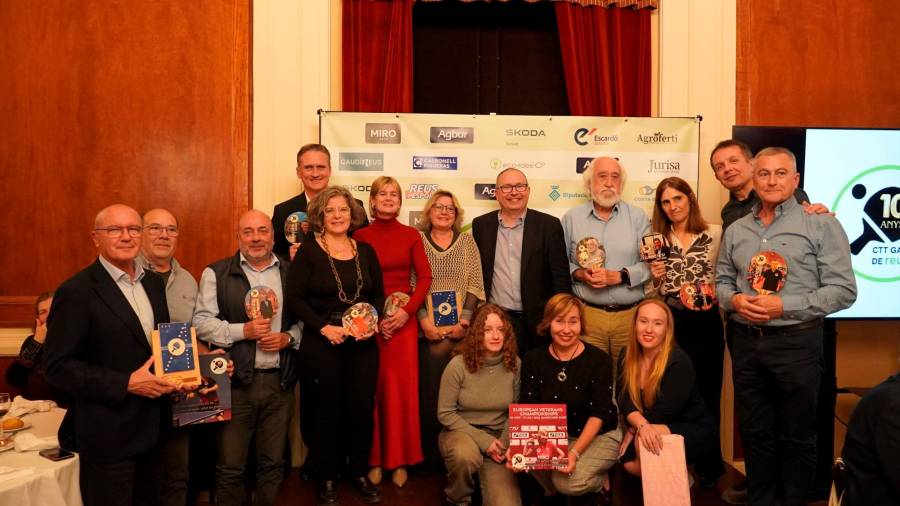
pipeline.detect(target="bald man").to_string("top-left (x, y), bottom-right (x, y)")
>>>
top-left (44, 204), bottom-right (177, 506)
top-left (193, 209), bottom-right (302, 506)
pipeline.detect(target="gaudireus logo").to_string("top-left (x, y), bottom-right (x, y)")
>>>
top-left (474, 184), bottom-right (496, 200)
top-left (430, 127), bottom-right (474, 144)
top-left (413, 156), bottom-right (458, 170)
top-left (365, 123), bottom-right (401, 144)
top-left (574, 128), bottom-right (619, 146)
top-left (338, 153), bottom-right (384, 171)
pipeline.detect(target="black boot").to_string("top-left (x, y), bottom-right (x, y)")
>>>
top-left (317, 480), bottom-right (338, 505)
top-left (355, 476), bottom-right (382, 504)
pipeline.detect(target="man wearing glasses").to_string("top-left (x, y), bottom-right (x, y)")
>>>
top-left (44, 204), bottom-right (178, 506)
top-left (471, 167), bottom-right (571, 356)
top-left (138, 208), bottom-right (197, 324)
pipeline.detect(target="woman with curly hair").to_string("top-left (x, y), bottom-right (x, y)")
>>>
top-left (437, 304), bottom-right (521, 506)
top-left (617, 299), bottom-right (720, 485)
top-left (648, 177), bottom-right (725, 442)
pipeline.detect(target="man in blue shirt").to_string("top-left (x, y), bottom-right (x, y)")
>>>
top-left (716, 147), bottom-right (857, 506)
top-left (562, 157), bottom-right (650, 369)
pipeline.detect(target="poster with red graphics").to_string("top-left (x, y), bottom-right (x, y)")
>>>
top-left (508, 404), bottom-right (568, 471)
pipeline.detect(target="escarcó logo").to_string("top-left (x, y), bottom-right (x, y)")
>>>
top-left (637, 132), bottom-right (679, 144)
top-left (474, 184), bottom-right (496, 200)
top-left (430, 127), bottom-right (474, 144)
top-left (574, 128), bottom-right (619, 146)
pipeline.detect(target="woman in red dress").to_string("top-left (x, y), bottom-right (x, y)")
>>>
top-left (354, 176), bottom-right (433, 488)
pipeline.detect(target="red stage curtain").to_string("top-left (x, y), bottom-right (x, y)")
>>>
top-left (342, 0), bottom-right (414, 112)
top-left (555, 3), bottom-right (651, 116)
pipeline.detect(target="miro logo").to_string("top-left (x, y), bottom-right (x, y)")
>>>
top-left (430, 127), bottom-right (474, 144)
top-left (474, 184), bottom-right (496, 200)
top-left (365, 123), bottom-right (401, 144)
top-left (408, 211), bottom-right (425, 228)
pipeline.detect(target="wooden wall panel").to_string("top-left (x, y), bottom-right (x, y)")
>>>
top-left (0, 1), bottom-right (251, 326)
top-left (737, 0), bottom-right (900, 127)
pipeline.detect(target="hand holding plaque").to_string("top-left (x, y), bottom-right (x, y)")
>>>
top-left (244, 286), bottom-right (277, 320)
top-left (640, 233), bottom-right (670, 262)
top-left (574, 237), bottom-right (605, 273)
top-left (343, 303), bottom-right (379, 340)
top-left (151, 322), bottom-right (201, 387)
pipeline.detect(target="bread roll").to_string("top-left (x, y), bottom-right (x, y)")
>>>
top-left (1, 417), bottom-right (24, 430)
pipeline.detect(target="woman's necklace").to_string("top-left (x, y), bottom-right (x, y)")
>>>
top-left (549, 341), bottom-right (581, 383)
top-left (320, 234), bottom-right (363, 304)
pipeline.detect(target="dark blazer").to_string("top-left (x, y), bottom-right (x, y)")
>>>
top-left (471, 209), bottom-right (571, 335)
top-left (43, 259), bottom-right (170, 463)
top-left (272, 193), bottom-right (368, 257)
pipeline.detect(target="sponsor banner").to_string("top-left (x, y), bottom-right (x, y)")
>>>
top-left (320, 112), bottom-right (699, 225)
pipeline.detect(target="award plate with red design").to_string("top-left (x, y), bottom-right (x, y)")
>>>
top-left (746, 251), bottom-right (788, 295)
top-left (244, 286), bottom-right (278, 320)
top-left (508, 404), bottom-right (569, 471)
top-left (343, 302), bottom-right (379, 339)
top-left (574, 237), bottom-right (605, 271)
top-left (678, 281), bottom-right (716, 311)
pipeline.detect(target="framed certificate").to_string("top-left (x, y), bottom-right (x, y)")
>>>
top-left (151, 322), bottom-right (201, 386)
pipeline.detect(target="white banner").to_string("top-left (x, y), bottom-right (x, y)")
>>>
top-left (319, 112), bottom-right (700, 229)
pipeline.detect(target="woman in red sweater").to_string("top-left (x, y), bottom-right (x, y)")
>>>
top-left (354, 176), bottom-right (433, 488)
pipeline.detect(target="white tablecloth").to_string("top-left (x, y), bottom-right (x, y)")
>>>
top-left (0, 408), bottom-right (81, 506)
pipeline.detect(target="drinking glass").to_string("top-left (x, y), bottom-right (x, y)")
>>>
top-left (0, 393), bottom-right (10, 440)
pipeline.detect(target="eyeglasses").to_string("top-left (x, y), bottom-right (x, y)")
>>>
top-left (324, 206), bottom-right (351, 216)
top-left (433, 204), bottom-right (456, 214)
top-left (94, 226), bottom-right (142, 238)
top-left (498, 183), bottom-right (529, 194)
top-left (144, 224), bottom-right (179, 237)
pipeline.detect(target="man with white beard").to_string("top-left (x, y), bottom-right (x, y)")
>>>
top-left (561, 157), bottom-right (650, 371)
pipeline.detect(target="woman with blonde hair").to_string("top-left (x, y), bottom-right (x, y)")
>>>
top-left (617, 299), bottom-right (719, 484)
top-left (437, 304), bottom-right (520, 506)
top-left (515, 293), bottom-right (619, 503)
top-left (354, 176), bottom-right (433, 488)
top-left (416, 189), bottom-right (485, 468)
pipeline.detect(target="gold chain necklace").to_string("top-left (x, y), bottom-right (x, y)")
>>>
top-left (320, 234), bottom-right (364, 304)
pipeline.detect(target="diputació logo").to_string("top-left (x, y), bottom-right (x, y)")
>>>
top-left (430, 127), bottom-right (474, 144)
top-left (833, 165), bottom-right (900, 282)
top-left (365, 123), bottom-right (401, 144)
top-left (474, 184), bottom-right (496, 200)
top-left (338, 153), bottom-right (384, 171)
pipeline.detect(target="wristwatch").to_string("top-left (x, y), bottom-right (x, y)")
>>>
top-left (287, 334), bottom-right (297, 347)
top-left (619, 268), bottom-right (631, 286)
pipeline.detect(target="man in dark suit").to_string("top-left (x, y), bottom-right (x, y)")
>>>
top-left (471, 167), bottom-right (571, 355)
top-left (272, 143), bottom-right (367, 260)
top-left (44, 204), bottom-right (179, 506)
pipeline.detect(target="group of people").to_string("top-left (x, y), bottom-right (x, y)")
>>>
top-left (13, 139), bottom-right (862, 506)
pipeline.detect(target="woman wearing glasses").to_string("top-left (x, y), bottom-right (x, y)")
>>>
top-left (286, 186), bottom-right (385, 504)
top-left (415, 190), bottom-right (485, 469)
top-left (354, 176), bottom-right (433, 488)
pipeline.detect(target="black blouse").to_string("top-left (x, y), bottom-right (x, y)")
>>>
top-left (285, 237), bottom-right (385, 334)
top-left (618, 346), bottom-right (714, 428)
top-left (520, 343), bottom-right (617, 438)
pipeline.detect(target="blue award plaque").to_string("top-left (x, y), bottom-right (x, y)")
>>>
top-left (152, 322), bottom-right (201, 386)
top-left (429, 290), bottom-right (459, 327)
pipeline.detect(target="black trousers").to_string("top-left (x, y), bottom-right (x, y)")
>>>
top-left (731, 322), bottom-right (823, 506)
top-left (504, 310), bottom-right (547, 359)
top-left (299, 333), bottom-right (378, 482)
top-left (80, 446), bottom-right (163, 506)
top-left (670, 304), bottom-right (725, 425)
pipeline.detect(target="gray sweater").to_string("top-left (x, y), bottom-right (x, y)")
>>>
top-left (437, 353), bottom-right (520, 451)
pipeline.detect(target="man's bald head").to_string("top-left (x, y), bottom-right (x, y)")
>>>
top-left (237, 210), bottom-right (275, 265)
top-left (91, 204), bottom-right (143, 269)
